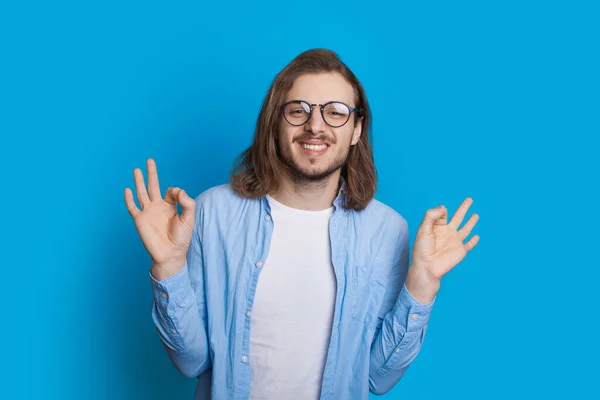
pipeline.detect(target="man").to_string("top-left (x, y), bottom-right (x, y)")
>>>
top-left (124, 48), bottom-right (480, 399)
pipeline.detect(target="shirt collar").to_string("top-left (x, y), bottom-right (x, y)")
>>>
top-left (262, 176), bottom-right (347, 213)
top-left (333, 176), bottom-right (347, 211)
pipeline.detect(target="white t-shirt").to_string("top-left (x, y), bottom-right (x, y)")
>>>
top-left (248, 195), bottom-right (337, 400)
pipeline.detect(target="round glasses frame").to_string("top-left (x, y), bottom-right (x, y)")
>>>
top-left (280, 100), bottom-right (362, 128)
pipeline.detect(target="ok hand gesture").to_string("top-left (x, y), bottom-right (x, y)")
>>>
top-left (124, 158), bottom-right (196, 279)
top-left (412, 197), bottom-right (480, 281)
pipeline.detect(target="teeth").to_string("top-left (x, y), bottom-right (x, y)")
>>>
top-left (302, 143), bottom-right (327, 151)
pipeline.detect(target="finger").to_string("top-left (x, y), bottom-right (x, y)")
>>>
top-left (178, 189), bottom-right (196, 228)
top-left (435, 205), bottom-right (448, 226)
top-left (449, 197), bottom-right (473, 230)
top-left (124, 188), bottom-right (141, 218)
top-left (464, 234), bottom-right (480, 251)
top-left (134, 168), bottom-right (150, 208)
top-left (147, 158), bottom-right (162, 201)
top-left (417, 206), bottom-right (447, 236)
top-left (458, 213), bottom-right (479, 240)
top-left (164, 187), bottom-right (180, 206)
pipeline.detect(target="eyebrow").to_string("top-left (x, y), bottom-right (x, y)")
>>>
top-left (285, 99), bottom-right (356, 107)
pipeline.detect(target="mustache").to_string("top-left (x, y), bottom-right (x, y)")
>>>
top-left (294, 134), bottom-right (334, 144)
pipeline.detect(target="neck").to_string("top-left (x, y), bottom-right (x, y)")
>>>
top-left (270, 168), bottom-right (342, 211)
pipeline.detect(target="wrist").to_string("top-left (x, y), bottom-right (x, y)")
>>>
top-left (405, 264), bottom-right (440, 304)
top-left (151, 258), bottom-right (186, 281)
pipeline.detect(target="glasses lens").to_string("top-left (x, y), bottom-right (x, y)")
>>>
top-left (323, 102), bottom-right (350, 127)
top-left (283, 101), bottom-right (311, 126)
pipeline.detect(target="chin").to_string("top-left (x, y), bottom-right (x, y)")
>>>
top-left (278, 146), bottom-right (346, 182)
top-left (289, 162), bottom-right (340, 182)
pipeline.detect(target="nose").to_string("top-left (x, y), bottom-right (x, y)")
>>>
top-left (305, 105), bottom-right (326, 134)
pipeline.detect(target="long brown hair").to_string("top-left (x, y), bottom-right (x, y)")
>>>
top-left (230, 48), bottom-right (376, 211)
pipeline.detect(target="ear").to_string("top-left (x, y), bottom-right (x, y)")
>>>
top-left (350, 117), bottom-right (363, 146)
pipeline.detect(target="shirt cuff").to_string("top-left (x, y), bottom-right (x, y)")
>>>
top-left (149, 263), bottom-right (195, 313)
top-left (391, 283), bottom-right (435, 332)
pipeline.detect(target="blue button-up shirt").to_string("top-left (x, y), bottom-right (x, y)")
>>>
top-left (149, 182), bottom-right (435, 399)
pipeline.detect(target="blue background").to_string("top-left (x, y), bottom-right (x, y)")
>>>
top-left (1, 0), bottom-right (598, 399)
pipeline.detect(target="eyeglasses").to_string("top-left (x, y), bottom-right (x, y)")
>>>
top-left (280, 100), bottom-right (361, 128)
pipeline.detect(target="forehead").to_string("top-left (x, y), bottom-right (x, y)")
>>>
top-left (286, 72), bottom-right (356, 105)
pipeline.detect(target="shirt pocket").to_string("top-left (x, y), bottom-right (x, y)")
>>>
top-left (351, 264), bottom-right (388, 327)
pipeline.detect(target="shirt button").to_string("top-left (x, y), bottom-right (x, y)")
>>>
top-left (395, 348), bottom-right (400, 353)
top-left (255, 261), bottom-right (263, 268)
top-left (264, 215), bottom-right (271, 221)
top-left (161, 292), bottom-right (168, 299)
top-left (241, 355), bottom-right (248, 363)
top-left (171, 329), bottom-right (177, 334)
top-left (246, 311), bottom-right (252, 317)
top-left (410, 314), bottom-right (419, 320)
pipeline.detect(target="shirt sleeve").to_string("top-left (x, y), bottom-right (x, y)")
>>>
top-left (149, 206), bottom-right (211, 378)
top-left (368, 220), bottom-right (435, 395)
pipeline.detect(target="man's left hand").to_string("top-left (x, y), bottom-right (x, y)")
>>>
top-left (405, 197), bottom-right (480, 303)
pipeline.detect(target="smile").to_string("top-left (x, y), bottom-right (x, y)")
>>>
top-left (298, 141), bottom-right (329, 155)
top-left (302, 143), bottom-right (327, 151)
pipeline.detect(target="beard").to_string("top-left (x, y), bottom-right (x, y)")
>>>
top-left (277, 141), bottom-right (351, 185)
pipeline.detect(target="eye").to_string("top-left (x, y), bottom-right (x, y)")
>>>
top-left (324, 103), bottom-right (350, 118)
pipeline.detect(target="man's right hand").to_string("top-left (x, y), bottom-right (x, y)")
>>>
top-left (124, 158), bottom-right (196, 280)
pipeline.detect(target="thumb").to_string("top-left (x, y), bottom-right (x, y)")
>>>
top-left (178, 189), bottom-right (196, 225)
top-left (417, 206), bottom-right (447, 236)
